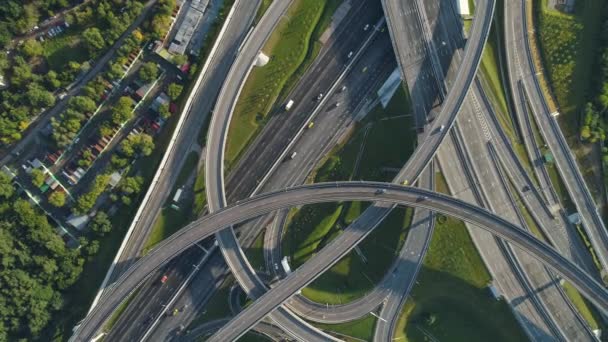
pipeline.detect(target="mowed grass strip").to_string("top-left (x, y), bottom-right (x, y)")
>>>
top-left (315, 314), bottom-right (377, 342)
top-left (225, 0), bottom-right (327, 168)
top-left (392, 172), bottom-right (528, 342)
top-left (535, 0), bottom-right (603, 133)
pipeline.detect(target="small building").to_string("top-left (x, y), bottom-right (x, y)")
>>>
top-left (109, 172), bottom-right (122, 188)
top-left (135, 83), bottom-right (153, 101)
top-left (168, 0), bottom-right (207, 55)
top-left (543, 152), bottom-right (554, 164)
top-left (67, 214), bottom-right (90, 231)
top-left (150, 92), bottom-right (171, 113)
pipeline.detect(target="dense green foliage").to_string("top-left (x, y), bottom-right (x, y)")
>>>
top-left (73, 174), bottom-right (110, 214)
top-left (119, 132), bottom-right (154, 157)
top-left (537, 9), bottom-right (583, 106)
top-left (0, 175), bottom-right (85, 340)
top-left (0, 0), bottom-right (144, 145)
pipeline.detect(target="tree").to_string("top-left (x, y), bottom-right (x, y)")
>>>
top-left (171, 54), bottom-right (187, 66)
top-left (120, 133), bottom-right (154, 157)
top-left (85, 239), bottom-right (100, 256)
top-left (26, 84), bottom-right (56, 108)
top-left (111, 96), bottom-right (134, 124)
top-left (21, 39), bottom-right (43, 58)
top-left (69, 96), bottom-right (97, 114)
top-left (45, 70), bottom-right (62, 90)
top-left (0, 23), bottom-right (11, 49)
top-left (11, 56), bottom-right (33, 87)
top-left (159, 103), bottom-right (171, 119)
top-left (107, 62), bottom-right (124, 80)
top-left (167, 83), bottom-right (183, 100)
top-left (138, 62), bottom-right (158, 83)
top-left (0, 172), bottom-right (14, 199)
top-left (48, 191), bottom-right (66, 207)
top-left (31, 169), bottom-right (46, 187)
top-left (120, 176), bottom-right (143, 195)
top-left (73, 174), bottom-right (110, 214)
top-left (90, 211), bottom-right (112, 236)
top-left (82, 27), bottom-right (106, 52)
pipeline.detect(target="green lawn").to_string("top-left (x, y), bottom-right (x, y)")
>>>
top-left (225, 0), bottom-right (333, 168)
top-left (393, 172), bottom-right (528, 342)
top-left (192, 167), bottom-right (207, 216)
top-left (535, 0), bottom-right (603, 134)
top-left (315, 314), bottom-right (377, 341)
top-left (142, 204), bottom-right (193, 254)
top-left (43, 32), bottom-right (90, 70)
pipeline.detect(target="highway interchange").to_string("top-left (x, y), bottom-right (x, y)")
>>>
top-left (67, 0), bottom-right (608, 341)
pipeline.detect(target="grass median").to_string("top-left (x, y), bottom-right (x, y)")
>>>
top-left (225, 0), bottom-right (339, 169)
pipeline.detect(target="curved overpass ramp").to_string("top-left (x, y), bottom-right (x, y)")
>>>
top-left (71, 182), bottom-right (608, 341)
top-left (202, 0), bottom-right (495, 338)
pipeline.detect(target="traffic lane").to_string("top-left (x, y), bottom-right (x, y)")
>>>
top-left (391, 0), bottom-right (495, 185)
top-left (253, 51), bottom-right (421, 323)
top-left (224, 1), bottom-right (385, 203)
top-left (508, 0), bottom-right (608, 271)
top-left (106, 250), bottom-right (199, 341)
top-left (74, 183), bottom-right (608, 341)
top-left (244, 34), bottom-right (395, 194)
top-left (374, 166), bottom-right (435, 342)
top-left (206, 185), bottom-right (605, 341)
top-left (206, 0), bottom-right (295, 212)
top-left (436, 134), bottom-right (556, 340)
top-left (452, 98), bottom-right (587, 339)
top-left (109, 0), bottom-right (261, 281)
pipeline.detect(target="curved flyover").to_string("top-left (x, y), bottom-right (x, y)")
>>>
top-left (202, 0), bottom-right (339, 340)
top-left (71, 182), bottom-right (608, 341)
top-left (202, 0), bottom-right (495, 337)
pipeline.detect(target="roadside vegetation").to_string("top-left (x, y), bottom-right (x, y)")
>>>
top-left (393, 172), bottom-right (528, 342)
top-left (534, 0), bottom-right (608, 166)
top-left (225, 0), bottom-right (337, 168)
top-left (282, 87), bottom-right (415, 305)
top-left (315, 314), bottom-right (377, 341)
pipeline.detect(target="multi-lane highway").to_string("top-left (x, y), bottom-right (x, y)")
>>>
top-left (199, 0), bottom-right (493, 339)
top-left (505, 0), bottom-right (608, 273)
top-left (382, 0), bottom-right (494, 183)
top-left (204, 0), bottom-right (390, 340)
top-left (71, 182), bottom-right (608, 341)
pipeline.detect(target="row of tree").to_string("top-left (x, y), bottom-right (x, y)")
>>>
top-left (580, 6), bottom-right (608, 163)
